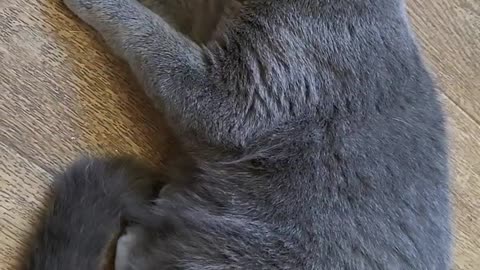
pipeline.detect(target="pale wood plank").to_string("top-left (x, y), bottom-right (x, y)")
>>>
top-left (408, 0), bottom-right (480, 123)
top-left (442, 94), bottom-right (480, 270)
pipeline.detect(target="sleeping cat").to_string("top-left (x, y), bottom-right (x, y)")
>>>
top-left (25, 0), bottom-right (452, 269)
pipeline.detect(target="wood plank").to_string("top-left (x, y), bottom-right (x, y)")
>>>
top-left (408, 0), bottom-right (480, 123)
top-left (0, 0), bottom-right (168, 173)
top-left (442, 94), bottom-right (480, 270)
top-left (0, 142), bottom-right (53, 269)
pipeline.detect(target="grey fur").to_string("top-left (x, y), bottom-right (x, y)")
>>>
top-left (24, 157), bottom-right (164, 270)
top-left (27, 0), bottom-right (452, 269)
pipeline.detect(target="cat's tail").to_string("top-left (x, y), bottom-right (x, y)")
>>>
top-left (24, 157), bottom-right (163, 270)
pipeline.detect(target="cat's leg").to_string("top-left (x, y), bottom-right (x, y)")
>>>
top-left (64, 0), bottom-right (255, 147)
top-left (138, 0), bottom-right (228, 43)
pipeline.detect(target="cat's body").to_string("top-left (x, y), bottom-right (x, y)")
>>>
top-left (25, 0), bottom-right (451, 269)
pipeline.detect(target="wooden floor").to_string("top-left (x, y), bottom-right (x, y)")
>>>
top-left (0, 0), bottom-right (478, 269)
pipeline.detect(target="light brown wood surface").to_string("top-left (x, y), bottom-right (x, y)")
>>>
top-left (0, 0), bottom-right (478, 269)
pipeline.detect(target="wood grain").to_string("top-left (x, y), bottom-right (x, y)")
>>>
top-left (408, 0), bottom-right (480, 123)
top-left (0, 0), bottom-right (479, 269)
top-left (0, 0), bottom-right (169, 173)
top-left (0, 141), bottom-right (52, 268)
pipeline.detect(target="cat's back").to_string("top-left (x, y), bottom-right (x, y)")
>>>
top-left (195, 1), bottom-right (451, 268)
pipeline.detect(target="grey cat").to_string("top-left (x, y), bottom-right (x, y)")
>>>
top-left (25, 0), bottom-right (452, 269)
